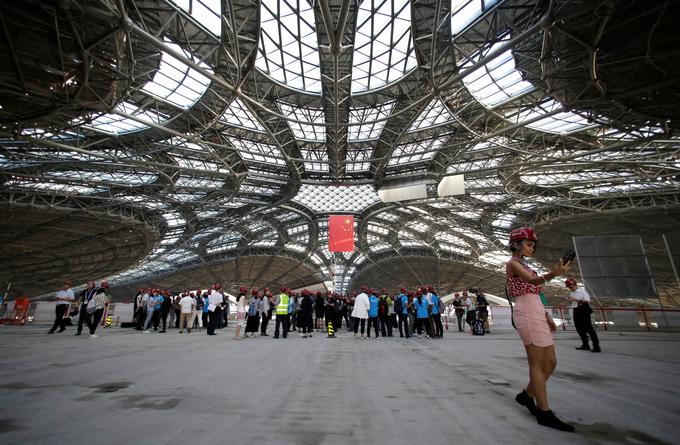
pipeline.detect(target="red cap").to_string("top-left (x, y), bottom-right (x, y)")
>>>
top-left (213, 283), bottom-right (221, 290)
top-left (239, 286), bottom-right (247, 293)
top-left (400, 287), bottom-right (407, 292)
top-left (509, 227), bottom-right (538, 243)
top-left (251, 288), bottom-right (258, 296)
top-left (565, 278), bottom-right (577, 287)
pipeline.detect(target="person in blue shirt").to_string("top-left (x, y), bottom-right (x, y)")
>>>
top-left (397, 287), bottom-right (410, 338)
top-left (367, 290), bottom-right (380, 339)
top-left (414, 290), bottom-right (430, 337)
top-left (202, 293), bottom-right (210, 328)
top-left (431, 289), bottom-right (444, 338)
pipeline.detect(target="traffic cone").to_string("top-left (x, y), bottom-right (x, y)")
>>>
top-left (105, 315), bottom-right (112, 328)
top-left (327, 321), bottom-right (336, 338)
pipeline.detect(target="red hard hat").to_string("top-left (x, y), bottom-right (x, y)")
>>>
top-left (427, 285), bottom-right (434, 291)
top-left (415, 290), bottom-right (422, 296)
top-left (239, 286), bottom-right (247, 293)
top-left (382, 288), bottom-right (387, 293)
top-left (565, 278), bottom-right (577, 287)
top-left (400, 287), bottom-right (407, 292)
top-left (509, 227), bottom-right (538, 243)
top-left (263, 287), bottom-right (270, 293)
top-left (251, 288), bottom-right (258, 296)
top-left (302, 289), bottom-right (309, 296)
top-left (213, 283), bottom-right (221, 290)
top-left (280, 286), bottom-right (287, 293)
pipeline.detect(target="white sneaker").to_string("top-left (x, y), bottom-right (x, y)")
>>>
top-left (143, 330), bottom-right (150, 334)
top-left (88, 334), bottom-right (98, 338)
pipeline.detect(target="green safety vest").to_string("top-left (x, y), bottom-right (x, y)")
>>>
top-left (277, 294), bottom-right (289, 315)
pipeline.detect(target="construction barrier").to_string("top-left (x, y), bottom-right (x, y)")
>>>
top-left (327, 321), bottom-right (336, 338)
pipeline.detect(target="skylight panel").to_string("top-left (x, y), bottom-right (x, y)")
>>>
top-left (292, 184), bottom-right (380, 212)
top-left (352, 0), bottom-right (417, 93)
top-left (451, 0), bottom-right (499, 36)
top-left (507, 99), bottom-right (597, 134)
top-left (256, 0), bottom-right (321, 93)
top-left (5, 180), bottom-right (104, 195)
top-left (81, 101), bottom-right (164, 135)
top-left (388, 137), bottom-right (445, 166)
top-left (227, 137), bottom-right (286, 165)
top-left (346, 147), bottom-right (372, 172)
top-left (300, 148), bottom-right (329, 172)
top-left (220, 99), bottom-right (265, 132)
top-left (141, 41), bottom-right (212, 109)
top-left (279, 102), bottom-right (325, 142)
top-left (461, 42), bottom-right (535, 108)
top-left (409, 98), bottom-right (454, 131)
top-left (169, 0), bottom-right (222, 36)
top-left (348, 102), bottom-right (395, 141)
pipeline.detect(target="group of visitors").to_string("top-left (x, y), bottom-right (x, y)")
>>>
top-left (128, 285), bottom-right (485, 340)
top-left (47, 280), bottom-right (109, 338)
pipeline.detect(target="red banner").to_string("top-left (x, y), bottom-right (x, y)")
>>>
top-left (329, 215), bottom-right (355, 252)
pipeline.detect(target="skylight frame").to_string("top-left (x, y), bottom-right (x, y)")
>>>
top-left (352, 0), bottom-right (418, 93)
top-left (256, 0), bottom-right (322, 93)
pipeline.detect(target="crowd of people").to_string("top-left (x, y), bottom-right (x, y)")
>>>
top-left (128, 285), bottom-right (493, 340)
top-left (44, 225), bottom-right (604, 435)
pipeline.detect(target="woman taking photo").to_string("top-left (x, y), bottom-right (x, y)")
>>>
top-left (506, 227), bottom-right (574, 432)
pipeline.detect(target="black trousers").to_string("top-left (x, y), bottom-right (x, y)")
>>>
top-left (398, 313), bottom-right (410, 337)
top-left (160, 309), bottom-right (170, 331)
top-left (260, 312), bottom-right (270, 334)
top-left (135, 309), bottom-right (146, 330)
top-left (88, 309), bottom-right (104, 334)
top-left (379, 315), bottom-right (391, 337)
top-left (152, 310), bottom-right (160, 329)
top-left (433, 313), bottom-right (443, 337)
top-left (301, 313), bottom-right (313, 334)
top-left (207, 307), bottom-right (222, 335)
top-left (77, 305), bottom-right (89, 334)
top-left (574, 306), bottom-right (599, 347)
top-left (352, 317), bottom-right (366, 334)
top-left (367, 317), bottom-right (379, 337)
top-left (274, 314), bottom-right (290, 338)
top-left (455, 310), bottom-right (464, 331)
top-left (49, 304), bottom-right (69, 332)
top-left (415, 318), bottom-right (427, 335)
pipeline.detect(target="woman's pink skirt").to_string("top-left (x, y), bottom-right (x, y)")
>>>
top-left (513, 293), bottom-right (553, 347)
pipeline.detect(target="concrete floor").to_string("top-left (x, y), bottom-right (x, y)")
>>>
top-left (0, 324), bottom-right (678, 445)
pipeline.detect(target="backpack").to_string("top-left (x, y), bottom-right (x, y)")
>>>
top-left (195, 297), bottom-right (204, 310)
top-left (472, 319), bottom-right (485, 336)
top-left (394, 297), bottom-right (403, 314)
top-left (378, 299), bottom-right (388, 316)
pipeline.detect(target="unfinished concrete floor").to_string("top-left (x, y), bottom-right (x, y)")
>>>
top-left (0, 324), bottom-right (678, 445)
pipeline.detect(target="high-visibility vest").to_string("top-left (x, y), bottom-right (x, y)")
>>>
top-left (276, 294), bottom-right (289, 315)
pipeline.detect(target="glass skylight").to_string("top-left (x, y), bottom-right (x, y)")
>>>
top-left (279, 102), bottom-right (326, 142)
top-left (256, 0), bottom-right (321, 93)
top-left (227, 137), bottom-right (286, 165)
top-left (506, 99), bottom-right (598, 134)
top-left (409, 98), bottom-right (454, 131)
top-left (348, 102), bottom-right (396, 141)
top-left (388, 136), bottom-right (446, 165)
top-left (451, 0), bottom-right (499, 36)
top-left (352, 0), bottom-right (417, 93)
top-left (220, 99), bottom-right (265, 132)
top-left (141, 41), bottom-right (212, 109)
top-left (168, 0), bottom-right (222, 36)
top-left (300, 148), bottom-right (329, 173)
top-left (292, 184), bottom-right (380, 213)
top-left (346, 147), bottom-right (372, 172)
top-left (462, 43), bottom-right (535, 108)
top-left (81, 101), bottom-right (164, 135)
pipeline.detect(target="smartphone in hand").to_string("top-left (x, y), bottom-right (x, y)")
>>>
top-left (562, 250), bottom-right (576, 264)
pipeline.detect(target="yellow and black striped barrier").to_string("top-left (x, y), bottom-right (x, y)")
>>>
top-left (105, 315), bottom-right (112, 328)
top-left (327, 321), bottom-right (336, 338)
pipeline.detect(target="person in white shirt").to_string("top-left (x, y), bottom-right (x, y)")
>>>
top-left (178, 292), bottom-right (195, 333)
top-left (207, 284), bottom-right (223, 335)
top-left (464, 290), bottom-right (476, 329)
top-left (565, 278), bottom-right (600, 352)
top-left (351, 286), bottom-right (370, 339)
top-left (48, 281), bottom-right (75, 334)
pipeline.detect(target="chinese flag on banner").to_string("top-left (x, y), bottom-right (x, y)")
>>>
top-left (329, 215), bottom-right (355, 252)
